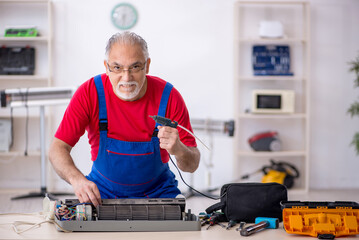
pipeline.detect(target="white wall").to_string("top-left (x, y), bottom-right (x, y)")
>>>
top-left (1, 0), bottom-right (358, 192)
top-left (50, 0), bottom-right (236, 192)
top-left (309, 0), bottom-right (359, 188)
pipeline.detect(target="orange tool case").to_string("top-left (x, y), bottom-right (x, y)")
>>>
top-left (281, 201), bottom-right (359, 239)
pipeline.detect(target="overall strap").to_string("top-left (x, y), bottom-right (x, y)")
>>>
top-left (155, 82), bottom-right (173, 128)
top-left (94, 74), bottom-right (108, 132)
top-left (151, 82), bottom-right (173, 137)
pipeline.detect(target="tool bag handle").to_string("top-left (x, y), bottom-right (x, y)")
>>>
top-left (205, 201), bottom-right (225, 214)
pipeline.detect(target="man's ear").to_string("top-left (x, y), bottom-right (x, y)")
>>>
top-left (104, 60), bottom-right (110, 75)
top-left (145, 58), bottom-right (151, 74)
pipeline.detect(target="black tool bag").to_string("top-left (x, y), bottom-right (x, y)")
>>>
top-left (205, 182), bottom-right (287, 222)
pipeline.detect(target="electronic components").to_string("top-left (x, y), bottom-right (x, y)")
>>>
top-left (76, 204), bottom-right (92, 221)
top-left (55, 201), bottom-right (92, 221)
top-left (54, 198), bottom-right (201, 232)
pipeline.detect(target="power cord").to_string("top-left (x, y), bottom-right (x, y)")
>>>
top-left (169, 154), bottom-right (226, 200)
top-left (150, 115), bottom-right (225, 200)
top-left (17, 88), bottom-right (29, 156)
top-left (23, 88), bottom-right (29, 156)
top-left (177, 125), bottom-right (211, 151)
top-left (10, 107), bottom-right (14, 149)
top-left (0, 212), bottom-right (71, 233)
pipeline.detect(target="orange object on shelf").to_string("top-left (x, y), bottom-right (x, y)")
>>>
top-left (281, 201), bottom-right (359, 239)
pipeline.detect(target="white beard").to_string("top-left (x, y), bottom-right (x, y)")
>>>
top-left (115, 80), bottom-right (144, 100)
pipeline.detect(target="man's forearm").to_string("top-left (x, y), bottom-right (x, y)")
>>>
top-left (157, 126), bottom-right (200, 172)
top-left (49, 138), bottom-right (102, 206)
top-left (49, 139), bottom-right (86, 185)
top-left (174, 145), bottom-right (200, 173)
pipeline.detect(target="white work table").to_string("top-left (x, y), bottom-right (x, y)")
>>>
top-left (1, 189), bottom-right (359, 239)
top-left (0, 214), bottom-right (343, 240)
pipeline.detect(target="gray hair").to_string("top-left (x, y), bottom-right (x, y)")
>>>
top-left (105, 31), bottom-right (149, 61)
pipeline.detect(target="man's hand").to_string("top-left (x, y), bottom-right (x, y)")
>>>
top-left (49, 138), bottom-right (102, 206)
top-left (157, 126), bottom-right (183, 155)
top-left (71, 177), bottom-right (102, 207)
top-left (157, 125), bottom-right (200, 173)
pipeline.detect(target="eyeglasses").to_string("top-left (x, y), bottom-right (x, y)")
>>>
top-left (107, 61), bottom-right (146, 74)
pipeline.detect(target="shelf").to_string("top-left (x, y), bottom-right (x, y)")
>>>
top-left (238, 113), bottom-right (306, 119)
top-left (238, 151), bottom-right (306, 157)
top-left (236, 1), bottom-right (308, 5)
top-left (0, 36), bottom-right (49, 42)
top-left (10, 99), bottom-right (71, 107)
top-left (238, 38), bottom-right (307, 44)
top-left (0, 107), bottom-right (53, 118)
top-left (234, 0), bottom-right (310, 192)
top-left (0, 75), bottom-right (49, 81)
top-left (0, 0), bottom-right (49, 3)
top-left (237, 76), bottom-right (305, 81)
top-left (0, 150), bottom-right (40, 157)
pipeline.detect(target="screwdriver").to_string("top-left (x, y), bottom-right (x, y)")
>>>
top-left (240, 217), bottom-right (279, 236)
top-left (226, 220), bottom-right (237, 230)
top-left (206, 213), bottom-right (226, 229)
top-left (236, 221), bottom-right (246, 231)
top-left (206, 215), bottom-right (218, 230)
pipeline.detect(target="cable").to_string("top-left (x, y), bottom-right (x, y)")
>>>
top-left (169, 155), bottom-right (226, 200)
top-left (177, 124), bottom-right (211, 151)
top-left (24, 88), bottom-right (29, 156)
top-left (12, 220), bottom-right (71, 233)
top-left (10, 107), bottom-right (14, 149)
top-left (17, 88), bottom-right (29, 156)
top-left (150, 115), bottom-right (224, 199)
top-left (0, 212), bottom-right (72, 234)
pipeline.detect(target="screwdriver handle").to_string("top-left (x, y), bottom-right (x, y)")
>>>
top-left (240, 221), bottom-right (269, 236)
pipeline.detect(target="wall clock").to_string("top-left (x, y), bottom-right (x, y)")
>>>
top-left (111, 3), bottom-right (138, 30)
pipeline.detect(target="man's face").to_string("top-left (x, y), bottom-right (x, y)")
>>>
top-left (104, 42), bottom-right (151, 101)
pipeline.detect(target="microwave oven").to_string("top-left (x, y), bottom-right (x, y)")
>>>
top-left (252, 89), bottom-right (295, 114)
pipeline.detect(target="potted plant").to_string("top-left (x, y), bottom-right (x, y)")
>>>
top-left (348, 54), bottom-right (359, 155)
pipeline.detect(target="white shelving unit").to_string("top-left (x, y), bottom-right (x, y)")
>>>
top-left (233, 1), bottom-right (310, 192)
top-left (0, 0), bottom-right (52, 157)
top-left (0, 0), bottom-right (52, 87)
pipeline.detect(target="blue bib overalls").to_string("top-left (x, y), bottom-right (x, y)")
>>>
top-left (86, 75), bottom-right (181, 198)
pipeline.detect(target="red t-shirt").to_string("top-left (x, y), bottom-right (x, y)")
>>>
top-left (55, 74), bottom-right (196, 163)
